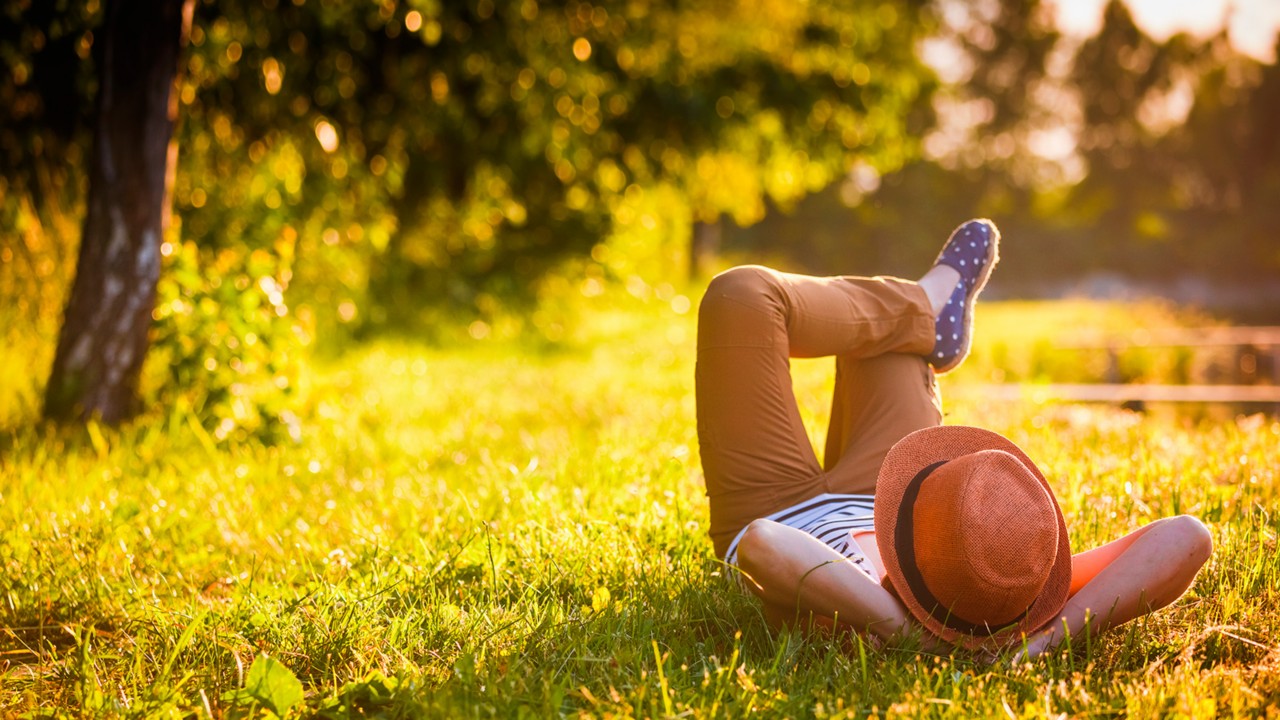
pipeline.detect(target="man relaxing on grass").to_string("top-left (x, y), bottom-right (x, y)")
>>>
top-left (694, 219), bottom-right (1213, 657)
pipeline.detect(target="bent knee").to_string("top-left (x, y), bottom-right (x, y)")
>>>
top-left (700, 266), bottom-right (782, 316)
top-left (735, 518), bottom-right (782, 569)
top-left (1162, 514), bottom-right (1213, 566)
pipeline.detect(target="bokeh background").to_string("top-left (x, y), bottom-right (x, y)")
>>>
top-left (2, 0), bottom-right (1278, 434)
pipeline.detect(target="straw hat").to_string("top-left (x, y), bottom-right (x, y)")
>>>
top-left (874, 426), bottom-right (1072, 648)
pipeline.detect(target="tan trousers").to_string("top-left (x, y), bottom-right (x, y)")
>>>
top-left (696, 265), bottom-right (944, 558)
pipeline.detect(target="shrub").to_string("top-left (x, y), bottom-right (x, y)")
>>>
top-left (148, 237), bottom-right (308, 443)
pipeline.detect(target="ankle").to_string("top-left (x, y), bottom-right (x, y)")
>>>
top-left (918, 265), bottom-right (960, 316)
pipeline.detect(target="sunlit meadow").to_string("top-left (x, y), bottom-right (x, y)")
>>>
top-left (1, 293), bottom-right (1277, 717)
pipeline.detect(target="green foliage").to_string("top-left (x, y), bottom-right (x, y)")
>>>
top-left (727, 0), bottom-right (1280, 298)
top-left (4, 0), bottom-right (941, 322)
top-left (1, 298), bottom-right (1277, 716)
top-left (0, 0), bottom-right (97, 340)
top-left (7, 0), bottom-right (1279, 432)
top-left (313, 671), bottom-right (428, 718)
top-left (0, 0), bottom-right (99, 194)
top-left (947, 299), bottom-right (1222, 384)
top-left (149, 237), bottom-right (308, 443)
top-left (1, 0), bottom-right (941, 426)
top-left (224, 654), bottom-right (306, 716)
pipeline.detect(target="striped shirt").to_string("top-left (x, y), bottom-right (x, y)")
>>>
top-left (724, 493), bottom-right (880, 582)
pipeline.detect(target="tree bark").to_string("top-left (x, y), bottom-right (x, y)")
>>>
top-left (44, 0), bottom-right (194, 423)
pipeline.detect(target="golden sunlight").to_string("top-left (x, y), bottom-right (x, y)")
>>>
top-left (314, 120), bottom-right (339, 153)
top-left (1054, 0), bottom-right (1280, 61)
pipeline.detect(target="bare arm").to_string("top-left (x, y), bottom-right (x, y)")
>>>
top-left (1014, 514), bottom-right (1213, 661)
top-left (733, 519), bottom-right (945, 650)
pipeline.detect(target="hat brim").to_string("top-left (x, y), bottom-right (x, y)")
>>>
top-left (874, 426), bottom-right (1072, 649)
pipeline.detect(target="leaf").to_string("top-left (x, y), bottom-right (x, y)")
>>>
top-left (591, 585), bottom-right (611, 613)
top-left (313, 672), bottom-right (402, 718)
top-left (244, 653), bottom-right (304, 716)
top-left (158, 610), bottom-right (207, 684)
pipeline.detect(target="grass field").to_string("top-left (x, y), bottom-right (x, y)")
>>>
top-left (1, 294), bottom-right (1278, 717)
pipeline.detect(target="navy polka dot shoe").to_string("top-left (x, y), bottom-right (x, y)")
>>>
top-left (928, 219), bottom-right (1000, 374)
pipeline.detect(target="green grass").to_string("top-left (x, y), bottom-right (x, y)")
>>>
top-left (2, 294), bottom-right (1278, 718)
top-left (949, 298), bottom-right (1223, 385)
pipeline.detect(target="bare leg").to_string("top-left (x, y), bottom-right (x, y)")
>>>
top-left (1013, 515), bottom-right (1213, 661)
top-left (917, 264), bottom-right (961, 315)
top-left (735, 518), bottom-right (946, 650)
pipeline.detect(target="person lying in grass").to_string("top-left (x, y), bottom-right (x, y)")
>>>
top-left (695, 219), bottom-right (1213, 658)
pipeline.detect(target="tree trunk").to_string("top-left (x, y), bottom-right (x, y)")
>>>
top-left (43, 0), bottom-right (194, 424)
top-left (690, 217), bottom-right (722, 281)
